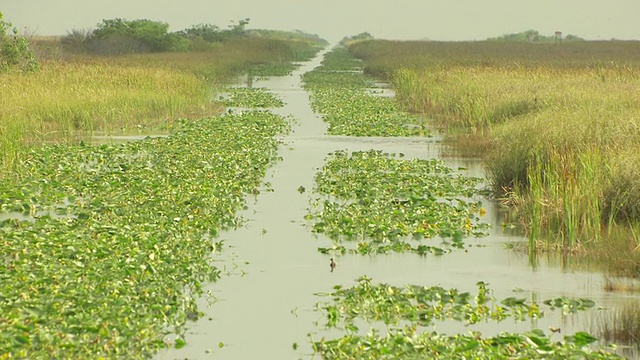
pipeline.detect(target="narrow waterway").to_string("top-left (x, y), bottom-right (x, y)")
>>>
top-left (159, 51), bottom-right (639, 359)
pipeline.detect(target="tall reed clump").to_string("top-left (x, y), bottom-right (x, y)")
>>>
top-left (511, 147), bottom-right (607, 251)
top-left (592, 301), bottom-right (640, 352)
top-left (487, 96), bottom-right (640, 251)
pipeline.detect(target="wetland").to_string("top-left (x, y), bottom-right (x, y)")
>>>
top-left (160, 47), bottom-right (637, 359)
top-left (2, 25), bottom-right (640, 359)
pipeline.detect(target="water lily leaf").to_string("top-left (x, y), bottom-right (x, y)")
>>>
top-left (565, 331), bottom-right (597, 347)
top-left (174, 338), bottom-right (186, 349)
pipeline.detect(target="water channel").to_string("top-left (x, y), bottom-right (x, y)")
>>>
top-left (158, 50), bottom-right (639, 359)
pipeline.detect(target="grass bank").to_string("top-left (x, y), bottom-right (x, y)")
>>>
top-left (347, 39), bottom-right (640, 271)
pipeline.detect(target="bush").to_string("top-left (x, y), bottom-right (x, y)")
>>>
top-left (89, 18), bottom-right (188, 54)
top-left (61, 29), bottom-right (93, 53)
top-left (0, 12), bottom-right (39, 72)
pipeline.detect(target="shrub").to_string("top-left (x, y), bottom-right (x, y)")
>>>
top-left (0, 12), bottom-right (39, 72)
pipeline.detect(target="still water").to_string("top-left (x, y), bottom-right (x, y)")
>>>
top-left (158, 51), bottom-right (639, 359)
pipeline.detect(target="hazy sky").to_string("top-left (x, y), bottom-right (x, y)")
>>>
top-left (2, 0), bottom-right (639, 43)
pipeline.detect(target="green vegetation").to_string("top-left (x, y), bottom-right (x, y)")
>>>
top-left (0, 110), bottom-right (291, 358)
top-left (0, 11), bottom-right (38, 72)
top-left (308, 150), bottom-right (488, 255)
top-left (1, 26), bottom-right (324, 180)
top-left (312, 277), bottom-right (618, 359)
top-left (349, 39), bottom-right (640, 74)
top-left (303, 56), bottom-right (507, 360)
top-left (313, 327), bottom-right (620, 360)
top-left (63, 17), bottom-right (251, 54)
top-left (92, 18), bottom-right (188, 53)
top-left (347, 39), bottom-right (640, 268)
top-left (302, 47), bottom-right (428, 136)
top-left (339, 32), bottom-right (375, 46)
top-left (220, 87), bottom-right (284, 108)
top-left (60, 17), bottom-right (327, 57)
top-left (176, 18), bottom-right (250, 46)
top-left (316, 277), bottom-right (596, 328)
top-left (0, 15), bottom-right (324, 355)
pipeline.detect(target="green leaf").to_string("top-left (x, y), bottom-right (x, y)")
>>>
top-left (174, 338), bottom-right (186, 349)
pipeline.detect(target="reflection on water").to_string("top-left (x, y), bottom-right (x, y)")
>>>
top-left (592, 301), bottom-right (640, 358)
top-left (158, 51), bottom-right (638, 360)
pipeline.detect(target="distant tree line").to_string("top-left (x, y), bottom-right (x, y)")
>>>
top-left (340, 32), bottom-right (374, 46)
top-left (488, 30), bottom-right (584, 43)
top-left (62, 17), bottom-right (253, 55)
top-left (0, 11), bottom-right (38, 72)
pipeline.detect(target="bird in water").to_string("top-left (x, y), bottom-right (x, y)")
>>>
top-left (330, 258), bottom-right (336, 272)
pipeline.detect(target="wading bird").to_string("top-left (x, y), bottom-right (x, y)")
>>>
top-left (330, 258), bottom-right (336, 272)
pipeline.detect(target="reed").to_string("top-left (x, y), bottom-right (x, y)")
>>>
top-left (592, 301), bottom-right (640, 353)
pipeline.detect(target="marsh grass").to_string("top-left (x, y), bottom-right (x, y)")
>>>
top-left (349, 40), bottom-right (640, 75)
top-left (593, 223), bottom-right (640, 279)
top-left (348, 39), bottom-right (640, 261)
top-left (592, 302), bottom-right (640, 355)
top-left (392, 66), bottom-right (543, 134)
top-left (3, 60), bottom-right (215, 132)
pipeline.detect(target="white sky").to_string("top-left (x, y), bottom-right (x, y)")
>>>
top-left (2, 0), bottom-right (639, 43)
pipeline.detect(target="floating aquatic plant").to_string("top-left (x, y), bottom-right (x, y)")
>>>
top-left (308, 150), bottom-right (489, 254)
top-left (315, 277), bottom-right (597, 328)
top-left (219, 87), bottom-right (284, 108)
top-left (312, 277), bottom-right (616, 360)
top-left (312, 326), bottom-right (620, 360)
top-left (301, 48), bottom-right (428, 137)
top-left (0, 110), bottom-right (291, 357)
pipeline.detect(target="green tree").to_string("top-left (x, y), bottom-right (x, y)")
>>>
top-left (227, 18), bottom-right (250, 37)
top-left (0, 12), bottom-right (38, 72)
top-left (177, 23), bottom-right (224, 42)
top-left (91, 18), bottom-right (187, 54)
top-left (177, 18), bottom-right (251, 45)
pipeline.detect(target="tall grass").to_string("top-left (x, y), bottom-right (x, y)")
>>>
top-left (3, 60), bottom-right (213, 132)
top-left (392, 66), bottom-right (543, 134)
top-left (349, 40), bottom-right (640, 75)
top-left (347, 39), bottom-right (640, 260)
top-left (592, 301), bottom-right (640, 355)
